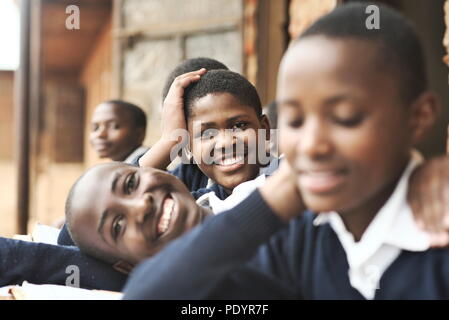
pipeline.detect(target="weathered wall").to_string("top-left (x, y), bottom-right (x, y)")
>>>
top-left (117, 0), bottom-right (244, 145)
top-left (80, 17), bottom-right (113, 168)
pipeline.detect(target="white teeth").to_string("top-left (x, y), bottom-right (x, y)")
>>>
top-left (157, 198), bottom-right (174, 236)
top-left (218, 155), bottom-right (244, 166)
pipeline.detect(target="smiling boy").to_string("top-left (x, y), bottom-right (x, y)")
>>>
top-left (122, 3), bottom-right (449, 300)
top-left (184, 70), bottom-right (271, 194)
top-left (139, 68), bottom-right (274, 200)
top-left (65, 163), bottom-right (212, 268)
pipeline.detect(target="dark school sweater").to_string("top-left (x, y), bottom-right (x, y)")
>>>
top-left (123, 190), bottom-right (449, 300)
top-left (0, 237), bottom-right (127, 291)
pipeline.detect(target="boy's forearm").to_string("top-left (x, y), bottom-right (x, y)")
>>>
top-left (138, 139), bottom-right (176, 169)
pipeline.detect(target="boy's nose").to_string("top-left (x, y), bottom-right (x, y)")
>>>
top-left (97, 126), bottom-right (108, 138)
top-left (214, 130), bottom-right (236, 151)
top-left (132, 192), bottom-right (154, 224)
top-left (299, 119), bottom-right (333, 160)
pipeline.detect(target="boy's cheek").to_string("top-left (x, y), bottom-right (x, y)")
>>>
top-left (278, 129), bottom-right (297, 159)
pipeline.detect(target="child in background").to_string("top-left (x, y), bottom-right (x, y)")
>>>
top-left (122, 3), bottom-right (449, 300)
top-left (90, 100), bottom-right (148, 164)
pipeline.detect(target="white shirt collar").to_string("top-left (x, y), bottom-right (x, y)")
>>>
top-left (197, 174), bottom-right (267, 215)
top-left (123, 146), bottom-right (149, 164)
top-left (313, 149), bottom-right (429, 299)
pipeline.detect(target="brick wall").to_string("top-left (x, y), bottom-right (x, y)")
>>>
top-left (444, 0), bottom-right (449, 77)
top-left (288, 0), bottom-right (338, 39)
top-left (444, 0), bottom-right (449, 153)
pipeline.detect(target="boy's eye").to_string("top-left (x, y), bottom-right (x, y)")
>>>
top-left (124, 172), bottom-right (138, 194)
top-left (287, 118), bottom-right (304, 128)
top-left (332, 114), bottom-right (364, 127)
top-left (112, 215), bottom-right (125, 241)
top-left (108, 122), bottom-right (120, 130)
top-left (200, 129), bottom-right (219, 140)
top-left (91, 124), bottom-right (99, 132)
top-left (232, 122), bottom-right (248, 131)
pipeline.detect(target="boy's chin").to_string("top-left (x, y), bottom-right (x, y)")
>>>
top-left (302, 195), bottom-right (345, 214)
top-left (214, 166), bottom-right (259, 190)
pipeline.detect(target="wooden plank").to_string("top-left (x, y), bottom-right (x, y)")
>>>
top-left (16, 0), bottom-right (32, 234)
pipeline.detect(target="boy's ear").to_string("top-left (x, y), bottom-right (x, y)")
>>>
top-left (113, 260), bottom-right (134, 275)
top-left (409, 92), bottom-right (440, 145)
top-left (136, 127), bottom-right (146, 144)
top-left (260, 114), bottom-right (271, 140)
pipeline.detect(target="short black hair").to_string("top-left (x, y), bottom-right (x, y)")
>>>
top-left (104, 100), bottom-right (147, 131)
top-left (297, 2), bottom-right (427, 104)
top-left (162, 57), bottom-right (229, 101)
top-left (183, 69), bottom-right (262, 119)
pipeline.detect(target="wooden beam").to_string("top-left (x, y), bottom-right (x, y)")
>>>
top-left (16, 0), bottom-right (31, 234)
top-left (112, 0), bottom-right (123, 98)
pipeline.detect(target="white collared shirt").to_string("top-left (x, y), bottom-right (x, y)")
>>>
top-left (124, 146), bottom-right (149, 164)
top-left (198, 156), bottom-right (281, 214)
top-left (313, 150), bottom-right (430, 299)
top-left (196, 174), bottom-right (267, 214)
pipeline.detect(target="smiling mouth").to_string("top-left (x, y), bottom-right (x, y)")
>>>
top-left (213, 152), bottom-right (248, 173)
top-left (216, 154), bottom-right (245, 166)
top-left (93, 142), bottom-right (111, 151)
top-left (298, 169), bottom-right (348, 194)
top-left (156, 196), bottom-right (175, 238)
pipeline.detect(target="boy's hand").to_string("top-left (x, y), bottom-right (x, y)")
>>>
top-left (160, 68), bottom-right (207, 142)
top-left (139, 68), bottom-right (206, 169)
top-left (408, 156), bottom-right (449, 247)
top-left (260, 161), bottom-right (304, 221)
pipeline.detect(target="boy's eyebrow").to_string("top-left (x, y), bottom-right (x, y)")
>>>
top-left (96, 172), bottom-right (121, 240)
top-left (323, 94), bottom-right (352, 106)
top-left (111, 172), bottom-right (122, 193)
top-left (226, 114), bottom-right (250, 123)
top-left (276, 99), bottom-right (299, 107)
top-left (199, 121), bottom-right (216, 129)
top-left (97, 209), bottom-right (110, 241)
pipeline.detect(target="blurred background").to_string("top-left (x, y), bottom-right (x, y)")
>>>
top-left (0, 0), bottom-right (448, 237)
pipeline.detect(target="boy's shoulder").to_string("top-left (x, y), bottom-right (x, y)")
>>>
top-left (170, 162), bottom-right (208, 191)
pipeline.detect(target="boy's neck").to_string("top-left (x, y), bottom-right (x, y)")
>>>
top-left (339, 159), bottom-right (410, 242)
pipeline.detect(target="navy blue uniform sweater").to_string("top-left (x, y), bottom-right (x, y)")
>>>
top-left (123, 189), bottom-right (449, 300)
top-left (0, 237), bottom-right (127, 291)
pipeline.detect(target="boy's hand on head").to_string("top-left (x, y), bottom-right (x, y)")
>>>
top-left (139, 68), bottom-right (206, 169)
top-left (408, 156), bottom-right (449, 247)
top-left (161, 68), bottom-right (207, 142)
top-left (260, 161), bottom-right (304, 221)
